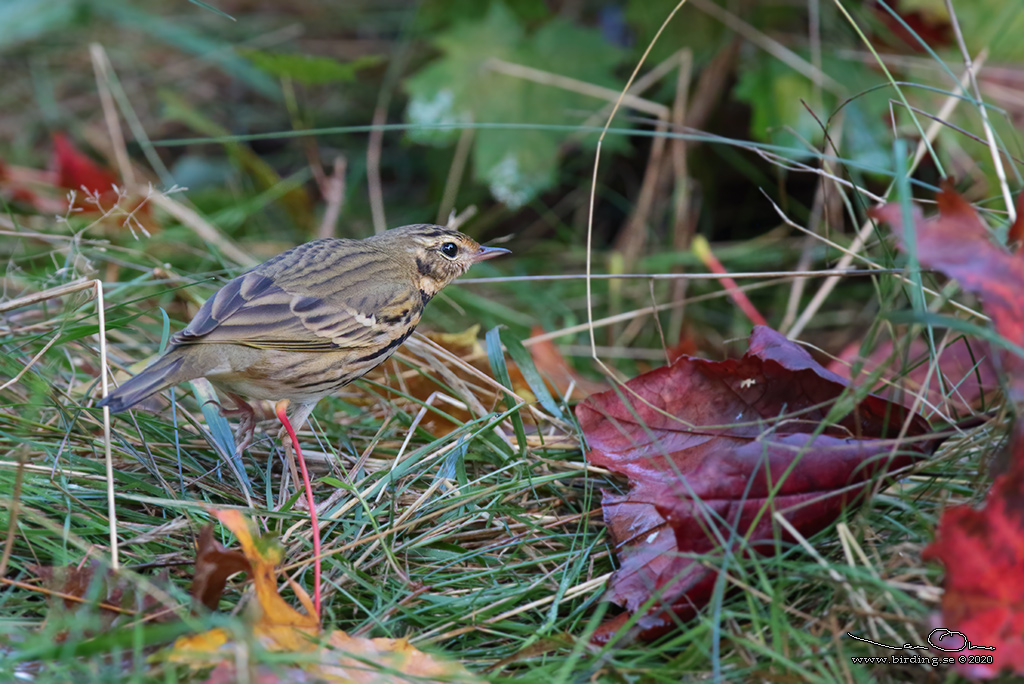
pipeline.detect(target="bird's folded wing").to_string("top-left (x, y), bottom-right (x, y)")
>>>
top-left (172, 270), bottom-right (415, 353)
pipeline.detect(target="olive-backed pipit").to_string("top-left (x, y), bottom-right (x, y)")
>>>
top-left (98, 223), bottom-right (509, 445)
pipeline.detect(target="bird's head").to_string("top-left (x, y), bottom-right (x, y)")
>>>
top-left (381, 223), bottom-right (510, 295)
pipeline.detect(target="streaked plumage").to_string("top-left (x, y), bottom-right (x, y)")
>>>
top-left (98, 223), bottom-right (509, 448)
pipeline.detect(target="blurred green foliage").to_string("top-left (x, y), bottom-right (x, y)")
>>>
top-left (242, 51), bottom-right (383, 86)
top-left (405, 2), bottom-right (624, 208)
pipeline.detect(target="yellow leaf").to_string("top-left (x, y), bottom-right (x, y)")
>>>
top-left (214, 508), bottom-right (319, 632)
top-left (165, 509), bottom-right (482, 683)
top-left (167, 628), bottom-right (230, 663)
top-left (319, 633), bottom-right (480, 683)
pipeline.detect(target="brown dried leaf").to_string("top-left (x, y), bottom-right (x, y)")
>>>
top-left (190, 523), bottom-right (251, 611)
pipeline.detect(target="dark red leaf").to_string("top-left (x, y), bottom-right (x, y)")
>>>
top-left (829, 335), bottom-right (1000, 415)
top-left (922, 431), bottom-right (1024, 680)
top-left (577, 326), bottom-right (935, 643)
top-left (51, 133), bottom-right (120, 197)
top-left (191, 523), bottom-right (252, 610)
top-left (871, 183), bottom-right (1024, 401)
top-left (872, 1), bottom-right (951, 52)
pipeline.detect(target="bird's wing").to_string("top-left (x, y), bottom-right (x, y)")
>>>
top-left (172, 267), bottom-right (418, 353)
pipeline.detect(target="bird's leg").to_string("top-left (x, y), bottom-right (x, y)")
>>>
top-left (275, 402), bottom-right (316, 498)
top-left (275, 399), bottom-right (321, 620)
top-left (215, 394), bottom-right (275, 456)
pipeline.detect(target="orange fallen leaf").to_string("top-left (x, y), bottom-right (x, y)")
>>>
top-left (169, 509), bottom-right (481, 683)
top-left (523, 326), bottom-right (607, 397)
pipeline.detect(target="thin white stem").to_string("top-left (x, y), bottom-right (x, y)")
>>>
top-left (943, 0), bottom-right (1014, 222)
top-left (0, 335), bottom-right (59, 392)
top-left (94, 280), bottom-right (118, 570)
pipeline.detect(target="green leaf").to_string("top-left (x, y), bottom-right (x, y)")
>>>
top-left (734, 54), bottom-right (892, 170)
top-left (734, 58), bottom-right (822, 156)
top-left (416, 0), bottom-right (549, 31)
top-left (241, 50), bottom-right (382, 85)
top-left (405, 2), bottom-right (625, 207)
top-left (406, 3), bottom-right (524, 148)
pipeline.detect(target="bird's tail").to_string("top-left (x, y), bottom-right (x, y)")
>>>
top-left (96, 352), bottom-right (190, 413)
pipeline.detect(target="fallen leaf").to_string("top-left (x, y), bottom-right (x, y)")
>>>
top-left (829, 334), bottom-right (1000, 415)
top-left (874, 183), bottom-right (1024, 680)
top-left (363, 327), bottom-right (487, 435)
top-left (871, 183), bottom-right (1024, 400)
top-left (576, 326), bottom-right (935, 643)
top-left (49, 133), bottom-right (158, 233)
top-left (665, 328), bottom-right (699, 364)
top-left (169, 509), bottom-right (481, 683)
top-left (28, 560), bottom-right (173, 638)
top-left (1007, 193), bottom-right (1024, 246)
top-left (52, 132), bottom-right (120, 198)
top-left (320, 634), bottom-right (478, 684)
top-left (190, 523), bottom-right (251, 611)
top-left (523, 326), bottom-right (608, 397)
top-left (922, 431), bottom-right (1024, 680)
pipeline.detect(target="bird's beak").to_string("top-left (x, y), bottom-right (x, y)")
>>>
top-left (472, 245), bottom-right (511, 262)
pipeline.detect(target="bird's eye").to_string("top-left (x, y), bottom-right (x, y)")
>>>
top-left (440, 242), bottom-right (459, 258)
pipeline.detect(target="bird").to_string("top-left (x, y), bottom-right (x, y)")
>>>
top-left (97, 223), bottom-right (508, 617)
top-left (97, 223), bottom-right (509, 445)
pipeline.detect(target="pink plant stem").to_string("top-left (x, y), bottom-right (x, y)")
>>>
top-left (275, 400), bottom-right (321, 619)
top-left (692, 235), bottom-right (768, 327)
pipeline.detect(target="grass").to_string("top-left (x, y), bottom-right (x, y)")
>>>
top-left (0, 189), bottom-right (1007, 683)
top-left (1, 0), bottom-right (1021, 682)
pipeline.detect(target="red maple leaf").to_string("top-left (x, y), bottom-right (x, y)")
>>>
top-left (922, 433), bottom-right (1024, 679)
top-left (872, 183), bottom-right (1024, 679)
top-left (871, 183), bottom-right (1024, 401)
top-left (577, 326), bottom-right (935, 643)
top-left (48, 133), bottom-right (157, 233)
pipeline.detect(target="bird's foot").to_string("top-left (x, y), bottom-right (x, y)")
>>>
top-left (208, 395), bottom-right (276, 456)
